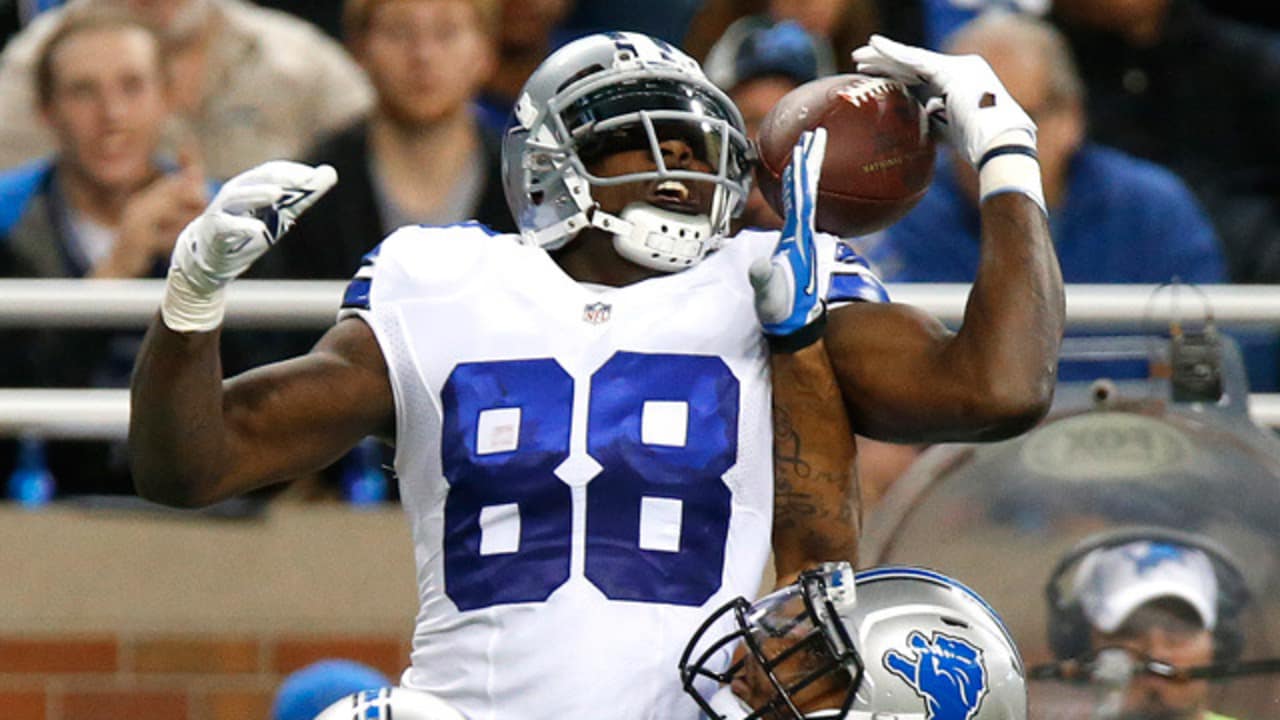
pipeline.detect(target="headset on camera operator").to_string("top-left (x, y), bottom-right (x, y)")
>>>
top-left (1034, 528), bottom-right (1261, 720)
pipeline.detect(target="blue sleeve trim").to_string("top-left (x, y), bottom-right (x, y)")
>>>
top-left (342, 277), bottom-right (372, 310)
top-left (833, 240), bottom-right (864, 265)
top-left (828, 272), bottom-right (889, 304)
top-left (828, 239), bottom-right (890, 302)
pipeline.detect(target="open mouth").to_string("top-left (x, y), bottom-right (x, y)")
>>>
top-left (648, 179), bottom-right (702, 214)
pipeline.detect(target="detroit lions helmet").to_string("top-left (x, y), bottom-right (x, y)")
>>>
top-left (680, 563), bottom-right (1027, 719)
top-left (311, 687), bottom-right (465, 720)
top-left (502, 31), bottom-right (752, 271)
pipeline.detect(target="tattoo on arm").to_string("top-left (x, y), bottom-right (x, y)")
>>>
top-left (772, 404), bottom-right (859, 570)
top-left (773, 405), bottom-right (812, 479)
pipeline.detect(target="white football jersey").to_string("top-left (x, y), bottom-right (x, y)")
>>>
top-left (339, 222), bottom-right (886, 720)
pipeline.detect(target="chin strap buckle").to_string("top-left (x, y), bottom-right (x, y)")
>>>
top-left (607, 203), bottom-right (714, 271)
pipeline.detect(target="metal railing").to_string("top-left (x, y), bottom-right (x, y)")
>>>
top-left (6, 280), bottom-right (1280, 329)
top-left (3, 279), bottom-right (1280, 435)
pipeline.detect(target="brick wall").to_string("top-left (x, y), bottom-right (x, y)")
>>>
top-left (0, 633), bottom-right (412, 720)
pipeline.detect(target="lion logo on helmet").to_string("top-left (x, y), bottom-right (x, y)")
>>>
top-left (884, 631), bottom-right (989, 720)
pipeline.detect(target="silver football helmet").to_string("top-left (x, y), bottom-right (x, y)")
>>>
top-left (311, 687), bottom-right (465, 720)
top-left (502, 31), bottom-right (752, 271)
top-left (680, 563), bottom-right (1028, 719)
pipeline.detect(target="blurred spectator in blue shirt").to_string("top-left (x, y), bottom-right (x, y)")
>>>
top-left (869, 12), bottom-right (1223, 288)
top-left (0, 7), bottom-right (215, 494)
top-left (855, 11), bottom-right (1244, 505)
top-left (1050, 0), bottom-right (1280, 288)
top-left (864, 13), bottom-right (1251, 387)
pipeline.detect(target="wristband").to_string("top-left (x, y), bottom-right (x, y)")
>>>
top-left (766, 303), bottom-right (828, 353)
top-left (160, 265), bottom-right (227, 333)
top-left (978, 131), bottom-right (1045, 214)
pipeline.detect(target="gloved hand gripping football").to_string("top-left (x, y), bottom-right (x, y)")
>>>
top-left (750, 128), bottom-right (828, 353)
top-left (852, 35), bottom-right (1045, 211)
top-left (162, 161), bottom-right (337, 332)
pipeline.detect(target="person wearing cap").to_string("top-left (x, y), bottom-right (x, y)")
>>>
top-left (710, 20), bottom-right (821, 231)
top-left (1069, 539), bottom-right (1240, 720)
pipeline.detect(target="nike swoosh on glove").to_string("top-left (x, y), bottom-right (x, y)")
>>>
top-left (750, 128), bottom-right (828, 353)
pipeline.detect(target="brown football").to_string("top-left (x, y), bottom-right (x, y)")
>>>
top-left (755, 73), bottom-right (936, 237)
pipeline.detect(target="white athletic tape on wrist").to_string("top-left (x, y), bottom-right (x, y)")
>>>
top-left (979, 151), bottom-right (1045, 214)
top-left (160, 265), bottom-right (227, 333)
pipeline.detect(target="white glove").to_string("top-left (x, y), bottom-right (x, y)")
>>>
top-left (162, 161), bottom-right (337, 332)
top-left (852, 35), bottom-right (1045, 211)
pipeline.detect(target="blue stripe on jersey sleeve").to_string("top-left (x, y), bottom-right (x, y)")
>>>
top-left (834, 240), bottom-right (866, 265)
top-left (828, 272), bottom-right (889, 304)
top-left (342, 277), bottom-right (372, 310)
top-left (828, 239), bottom-right (889, 303)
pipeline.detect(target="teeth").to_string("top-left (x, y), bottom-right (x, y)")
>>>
top-left (655, 180), bottom-right (690, 201)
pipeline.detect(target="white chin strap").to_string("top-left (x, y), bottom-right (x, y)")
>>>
top-left (594, 202), bottom-right (714, 272)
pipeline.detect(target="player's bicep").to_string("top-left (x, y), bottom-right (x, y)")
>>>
top-left (220, 318), bottom-right (394, 487)
top-left (824, 301), bottom-right (965, 442)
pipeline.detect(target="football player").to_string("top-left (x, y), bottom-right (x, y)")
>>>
top-left (129, 32), bottom-right (1062, 719)
top-left (681, 562), bottom-right (1028, 719)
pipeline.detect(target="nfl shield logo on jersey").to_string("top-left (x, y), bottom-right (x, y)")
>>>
top-left (583, 301), bottom-right (612, 325)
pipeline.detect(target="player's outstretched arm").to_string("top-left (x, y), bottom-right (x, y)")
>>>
top-left (826, 37), bottom-right (1065, 443)
top-left (131, 318), bottom-right (394, 507)
top-left (129, 162), bottom-right (393, 507)
top-left (753, 129), bottom-right (860, 582)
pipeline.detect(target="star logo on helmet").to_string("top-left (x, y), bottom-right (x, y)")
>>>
top-left (583, 302), bottom-right (612, 325)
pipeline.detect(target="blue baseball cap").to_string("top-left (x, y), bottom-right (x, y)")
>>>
top-left (731, 21), bottom-right (821, 88)
top-left (272, 659), bottom-right (392, 720)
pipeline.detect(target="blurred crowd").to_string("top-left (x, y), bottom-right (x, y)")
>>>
top-left (1, 0), bottom-right (1278, 506)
